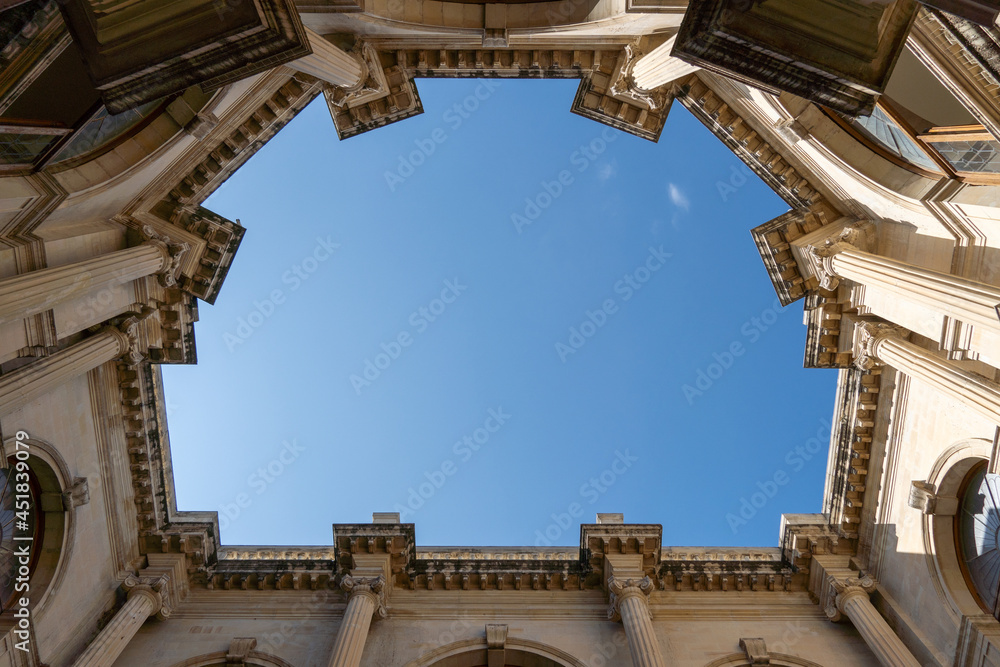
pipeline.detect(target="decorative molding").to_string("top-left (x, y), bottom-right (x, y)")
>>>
top-left (672, 0), bottom-right (918, 116)
top-left (59, 0), bottom-right (310, 113)
top-left (680, 77), bottom-right (824, 208)
top-left (155, 72), bottom-right (323, 211)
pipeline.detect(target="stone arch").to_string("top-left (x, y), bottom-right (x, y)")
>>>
top-left (704, 654), bottom-right (825, 667)
top-left (0, 435), bottom-right (75, 620)
top-left (170, 650), bottom-right (296, 667)
top-left (919, 438), bottom-right (996, 621)
top-left (403, 636), bottom-right (589, 667)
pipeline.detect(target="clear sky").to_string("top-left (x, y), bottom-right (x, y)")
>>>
top-left (161, 78), bottom-right (838, 549)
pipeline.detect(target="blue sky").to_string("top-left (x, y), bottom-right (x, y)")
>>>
top-left (161, 78), bottom-right (837, 548)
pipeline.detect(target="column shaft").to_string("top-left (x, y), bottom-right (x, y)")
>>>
top-left (72, 591), bottom-right (156, 667)
top-left (840, 593), bottom-right (920, 667)
top-left (876, 335), bottom-right (1000, 424)
top-left (0, 243), bottom-right (169, 325)
top-left (327, 592), bottom-right (376, 667)
top-left (619, 595), bottom-right (666, 667)
top-left (290, 27), bottom-right (363, 88)
top-left (831, 247), bottom-right (1000, 332)
top-left (632, 36), bottom-right (700, 90)
top-left (0, 328), bottom-right (128, 419)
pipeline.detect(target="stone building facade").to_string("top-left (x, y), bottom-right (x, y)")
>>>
top-left (0, 0), bottom-right (999, 665)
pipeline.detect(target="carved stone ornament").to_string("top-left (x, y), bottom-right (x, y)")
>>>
top-left (327, 42), bottom-right (388, 110)
top-left (607, 575), bottom-right (654, 622)
top-left (739, 637), bottom-right (770, 664)
top-left (824, 574), bottom-right (876, 622)
top-left (486, 623), bottom-right (508, 648)
top-left (226, 637), bottom-right (258, 666)
top-left (106, 305), bottom-right (158, 366)
top-left (610, 43), bottom-right (670, 111)
top-left (340, 574), bottom-right (387, 619)
top-left (141, 224), bottom-right (189, 288)
top-left (122, 574), bottom-right (172, 620)
top-left (62, 476), bottom-right (90, 509)
top-left (805, 220), bottom-right (875, 290)
top-left (908, 480), bottom-right (937, 514)
top-left (853, 321), bottom-right (906, 371)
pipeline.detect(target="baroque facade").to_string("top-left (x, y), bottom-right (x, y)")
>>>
top-left (0, 0), bottom-right (999, 666)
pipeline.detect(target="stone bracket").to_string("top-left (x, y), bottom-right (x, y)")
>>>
top-left (740, 637), bottom-right (770, 664)
top-left (908, 480), bottom-right (959, 516)
top-left (486, 623), bottom-right (508, 667)
top-left (226, 637), bottom-right (257, 665)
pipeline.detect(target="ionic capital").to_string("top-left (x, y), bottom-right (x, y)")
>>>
top-left (607, 575), bottom-right (654, 622)
top-left (853, 321), bottom-right (906, 371)
top-left (824, 574), bottom-right (876, 622)
top-left (340, 574), bottom-right (387, 620)
top-left (804, 220), bottom-right (874, 290)
top-left (806, 241), bottom-right (851, 290)
top-left (122, 573), bottom-right (172, 620)
top-left (104, 305), bottom-right (157, 365)
top-left (610, 43), bottom-right (670, 111)
top-left (141, 225), bottom-right (188, 288)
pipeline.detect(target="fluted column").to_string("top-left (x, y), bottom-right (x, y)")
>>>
top-left (631, 36), bottom-right (700, 91)
top-left (855, 321), bottom-right (1000, 424)
top-left (73, 575), bottom-right (171, 667)
top-left (825, 576), bottom-right (919, 667)
top-left (608, 576), bottom-right (666, 667)
top-left (290, 27), bottom-right (364, 88)
top-left (0, 314), bottom-right (145, 419)
top-left (0, 236), bottom-right (185, 326)
top-left (327, 575), bottom-right (386, 667)
top-left (811, 241), bottom-right (1000, 333)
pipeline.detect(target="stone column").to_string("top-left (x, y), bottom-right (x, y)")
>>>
top-left (811, 241), bottom-right (1000, 333)
top-left (73, 575), bottom-right (171, 667)
top-left (825, 576), bottom-right (920, 667)
top-left (327, 575), bottom-right (386, 667)
top-left (0, 237), bottom-right (185, 326)
top-left (608, 576), bottom-right (666, 667)
top-left (0, 315), bottom-right (144, 419)
top-left (631, 36), bottom-right (700, 91)
top-left (855, 321), bottom-right (1000, 424)
top-left (290, 27), bottom-right (364, 89)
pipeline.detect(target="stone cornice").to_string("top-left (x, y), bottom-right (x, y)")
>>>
top-left (680, 75), bottom-right (826, 209)
top-left (199, 542), bottom-right (811, 594)
top-left (821, 367), bottom-right (888, 542)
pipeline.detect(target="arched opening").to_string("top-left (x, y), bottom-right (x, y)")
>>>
top-left (956, 460), bottom-right (1000, 618)
top-left (923, 439), bottom-right (997, 621)
top-left (403, 637), bottom-right (588, 667)
top-left (0, 436), bottom-right (71, 643)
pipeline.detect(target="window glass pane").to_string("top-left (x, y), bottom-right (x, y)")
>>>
top-left (0, 132), bottom-right (59, 165)
top-left (932, 140), bottom-right (1000, 174)
top-left (960, 466), bottom-right (1000, 613)
top-left (850, 106), bottom-right (940, 172)
top-left (52, 101), bottom-right (159, 163)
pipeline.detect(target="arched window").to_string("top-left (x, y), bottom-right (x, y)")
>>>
top-left (957, 461), bottom-right (1000, 617)
top-left (0, 459), bottom-right (43, 611)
